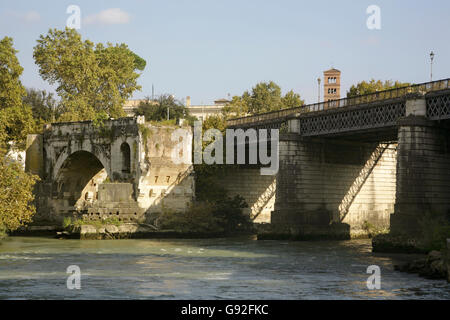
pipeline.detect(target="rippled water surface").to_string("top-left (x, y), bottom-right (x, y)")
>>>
top-left (0, 237), bottom-right (449, 299)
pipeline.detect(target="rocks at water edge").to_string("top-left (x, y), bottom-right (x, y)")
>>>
top-left (394, 250), bottom-right (448, 280)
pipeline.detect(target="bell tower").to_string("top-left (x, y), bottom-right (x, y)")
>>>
top-left (323, 68), bottom-right (341, 102)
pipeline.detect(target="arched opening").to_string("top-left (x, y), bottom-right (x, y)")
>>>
top-left (56, 151), bottom-right (108, 209)
top-left (120, 142), bottom-right (131, 173)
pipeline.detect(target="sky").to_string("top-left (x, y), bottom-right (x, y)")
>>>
top-left (0, 0), bottom-right (449, 105)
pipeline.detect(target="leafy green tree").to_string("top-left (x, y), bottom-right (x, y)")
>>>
top-left (135, 94), bottom-right (189, 122)
top-left (23, 88), bottom-right (59, 124)
top-left (282, 90), bottom-right (304, 109)
top-left (248, 81), bottom-right (283, 114)
top-left (0, 157), bottom-right (39, 237)
top-left (223, 81), bottom-right (304, 117)
top-left (33, 28), bottom-right (146, 122)
top-left (0, 37), bottom-right (36, 150)
top-left (347, 79), bottom-right (411, 98)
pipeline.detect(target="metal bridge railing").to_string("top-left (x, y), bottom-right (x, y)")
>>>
top-left (227, 78), bottom-right (450, 127)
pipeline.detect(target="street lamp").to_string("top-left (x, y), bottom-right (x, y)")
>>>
top-left (430, 51), bottom-right (435, 81)
top-left (317, 77), bottom-right (321, 103)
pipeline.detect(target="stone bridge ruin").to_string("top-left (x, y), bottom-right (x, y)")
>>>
top-left (26, 116), bottom-right (194, 226)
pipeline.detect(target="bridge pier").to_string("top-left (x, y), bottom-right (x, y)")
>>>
top-left (266, 129), bottom-right (397, 240)
top-left (391, 115), bottom-right (450, 235)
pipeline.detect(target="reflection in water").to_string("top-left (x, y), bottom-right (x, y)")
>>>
top-left (0, 237), bottom-right (449, 299)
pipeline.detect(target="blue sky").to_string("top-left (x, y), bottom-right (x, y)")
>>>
top-left (1, 0), bottom-right (449, 105)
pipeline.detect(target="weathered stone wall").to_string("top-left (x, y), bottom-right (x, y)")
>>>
top-left (136, 124), bottom-right (194, 218)
top-left (272, 134), bottom-right (397, 237)
top-left (391, 116), bottom-right (450, 234)
top-left (217, 167), bottom-right (276, 223)
top-left (26, 117), bottom-right (195, 226)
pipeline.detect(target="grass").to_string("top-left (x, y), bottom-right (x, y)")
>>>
top-left (362, 220), bottom-right (389, 238)
top-left (63, 217), bottom-right (123, 231)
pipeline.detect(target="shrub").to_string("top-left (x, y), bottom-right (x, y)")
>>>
top-left (418, 212), bottom-right (450, 251)
top-left (157, 196), bottom-right (249, 234)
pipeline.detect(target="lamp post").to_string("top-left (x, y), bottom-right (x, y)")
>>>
top-left (317, 77), bottom-right (321, 103)
top-left (430, 51), bottom-right (435, 82)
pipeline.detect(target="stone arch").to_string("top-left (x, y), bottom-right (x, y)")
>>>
top-left (54, 150), bottom-right (109, 208)
top-left (52, 145), bottom-right (111, 181)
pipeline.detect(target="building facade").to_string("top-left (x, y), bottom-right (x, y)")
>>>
top-left (323, 68), bottom-right (341, 102)
top-left (123, 97), bottom-right (229, 120)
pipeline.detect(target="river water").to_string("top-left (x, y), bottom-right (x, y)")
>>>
top-left (0, 236), bottom-right (449, 299)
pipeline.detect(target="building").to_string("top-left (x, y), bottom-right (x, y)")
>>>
top-left (323, 68), bottom-right (341, 101)
top-left (185, 96), bottom-right (229, 121)
top-left (123, 99), bottom-right (158, 117)
top-left (123, 97), bottom-right (230, 120)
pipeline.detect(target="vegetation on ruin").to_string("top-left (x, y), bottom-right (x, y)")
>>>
top-left (63, 217), bottom-right (123, 231)
top-left (160, 115), bottom-right (250, 234)
top-left (157, 196), bottom-right (250, 234)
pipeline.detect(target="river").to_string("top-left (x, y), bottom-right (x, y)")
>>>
top-left (0, 236), bottom-right (449, 299)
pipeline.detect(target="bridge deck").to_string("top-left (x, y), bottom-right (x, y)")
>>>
top-left (227, 78), bottom-right (450, 130)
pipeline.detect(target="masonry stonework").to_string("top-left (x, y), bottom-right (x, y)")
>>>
top-left (271, 134), bottom-right (397, 238)
top-left (391, 116), bottom-right (450, 234)
top-left (26, 117), bottom-right (194, 226)
top-left (217, 167), bottom-right (276, 223)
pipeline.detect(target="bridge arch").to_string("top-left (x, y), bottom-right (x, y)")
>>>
top-left (52, 145), bottom-right (111, 181)
top-left (54, 150), bottom-right (109, 208)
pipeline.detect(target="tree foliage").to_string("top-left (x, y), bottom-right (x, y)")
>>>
top-left (0, 37), bottom-right (40, 237)
top-left (0, 157), bottom-right (38, 236)
top-left (223, 81), bottom-right (304, 117)
top-left (0, 37), bottom-right (36, 150)
top-left (347, 79), bottom-right (411, 98)
top-left (23, 88), bottom-right (59, 124)
top-left (134, 94), bottom-right (195, 123)
top-left (33, 28), bottom-right (146, 122)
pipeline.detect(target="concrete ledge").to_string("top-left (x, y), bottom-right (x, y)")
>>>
top-left (397, 115), bottom-right (438, 128)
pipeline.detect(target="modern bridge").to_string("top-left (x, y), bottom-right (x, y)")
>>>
top-left (225, 79), bottom-right (450, 239)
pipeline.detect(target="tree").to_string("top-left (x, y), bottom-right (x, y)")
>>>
top-left (33, 28), bottom-right (146, 122)
top-left (23, 88), bottom-right (59, 124)
top-left (223, 81), bottom-right (304, 117)
top-left (135, 94), bottom-right (190, 123)
top-left (0, 37), bottom-right (36, 150)
top-left (0, 38), bottom-right (38, 237)
top-left (282, 90), bottom-right (304, 109)
top-left (0, 157), bottom-right (39, 237)
top-left (347, 79), bottom-right (411, 98)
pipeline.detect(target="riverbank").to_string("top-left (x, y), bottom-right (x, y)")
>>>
top-left (373, 234), bottom-right (450, 282)
top-left (394, 250), bottom-right (448, 280)
top-left (10, 223), bottom-right (250, 240)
